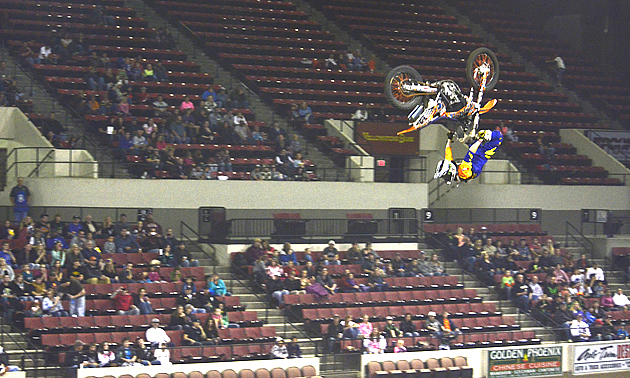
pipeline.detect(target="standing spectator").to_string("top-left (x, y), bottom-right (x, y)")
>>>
top-left (547, 55), bottom-right (565, 86)
top-left (65, 276), bottom-right (86, 317)
top-left (325, 314), bottom-right (344, 352)
top-left (9, 177), bottom-right (30, 223)
top-left (111, 286), bottom-right (140, 315)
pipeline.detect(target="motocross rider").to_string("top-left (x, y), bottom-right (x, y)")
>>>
top-left (408, 80), bottom-right (476, 128)
top-left (434, 129), bottom-right (503, 185)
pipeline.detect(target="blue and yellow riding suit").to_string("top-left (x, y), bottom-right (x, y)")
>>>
top-left (444, 130), bottom-right (503, 181)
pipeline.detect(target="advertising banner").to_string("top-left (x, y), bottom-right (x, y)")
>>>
top-left (486, 346), bottom-right (563, 377)
top-left (586, 130), bottom-right (630, 162)
top-left (354, 122), bottom-right (419, 156)
top-left (573, 341), bottom-right (630, 374)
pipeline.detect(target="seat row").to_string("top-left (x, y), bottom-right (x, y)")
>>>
top-left (367, 357), bottom-right (472, 378)
top-left (26, 311), bottom-right (261, 337)
top-left (285, 289), bottom-right (480, 312)
top-left (422, 223), bottom-right (546, 236)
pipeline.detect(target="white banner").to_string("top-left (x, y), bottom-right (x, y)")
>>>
top-left (573, 341), bottom-right (630, 374)
top-left (587, 130), bottom-right (630, 162)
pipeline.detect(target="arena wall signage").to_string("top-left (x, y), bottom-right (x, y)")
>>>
top-left (573, 341), bottom-right (630, 374)
top-left (354, 122), bottom-right (419, 156)
top-left (486, 346), bottom-right (562, 377)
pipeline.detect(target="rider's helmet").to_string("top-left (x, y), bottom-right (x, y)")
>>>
top-left (434, 160), bottom-right (458, 185)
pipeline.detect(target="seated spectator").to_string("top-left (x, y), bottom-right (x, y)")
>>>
top-left (438, 311), bottom-right (461, 350)
top-left (361, 254), bottom-right (377, 276)
top-left (316, 267), bottom-right (337, 294)
top-left (116, 338), bottom-right (141, 367)
top-left (400, 313), bottom-right (420, 337)
top-left (516, 239), bottom-right (532, 261)
top-left (174, 244), bottom-right (200, 268)
top-left (339, 272), bottom-right (364, 293)
top-left (530, 237), bottom-right (543, 258)
top-left (115, 229), bottom-right (139, 254)
top-left (512, 274), bottom-right (532, 312)
top-left (169, 305), bottom-right (187, 330)
top-left (182, 319), bottom-right (213, 346)
top-left (112, 286), bottom-right (140, 315)
top-left (287, 337), bottom-right (302, 358)
top-left (177, 286), bottom-right (206, 314)
top-left (65, 340), bottom-right (86, 368)
top-left (119, 262), bottom-right (135, 284)
top-left (601, 289), bottom-right (616, 311)
top-left (529, 275), bottom-right (544, 301)
top-left (342, 315), bottom-right (360, 339)
top-left (358, 314), bottom-right (373, 338)
top-left (42, 288), bottom-right (68, 317)
top-left (613, 288), bottom-right (630, 311)
top-left (207, 274), bottom-right (230, 296)
top-left (367, 268), bottom-right (388, 292)
top-left (202, 317), bottom-right (220, 345)
top-left (271, 338), bottom-right (288, 359)
top-left (428, 254), bottom-right (447, 276)
top-left (0, 259), bottom-right (14, 281)
top-left (97, 342), bottom-right (116, 367)
top-left (84, 257), bottom-right (110, 284)
top-left (134, 288), bottom-right (153, 315)
top-left (570, 314), bottom-right (591, 342)
top-left (586, 263), bottom-right (606, 285)
top-left (391, 254), bottom-right (409, 277)
top-left (383, 316), bottom-right (403, 338)
top-left (393, 339), bottom-right (407, 353)
top-left (345, 243), bottom-right (362, 265)
top-left (133, 338), bottom-right (158, 366)
top-left (280, 243), bottom-right (298, 266)
top-left (145, 318), bottom-right (172, 347)
top-left (363, 329), bottom-right (386, 354)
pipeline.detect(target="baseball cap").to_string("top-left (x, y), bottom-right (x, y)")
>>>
top-left (89, 256), bottom-right (97, 261)
top-left (151, 318), bottom-right (160, 323)
top-left (481, 226), bottom-right (487, 230)
top-left (386, 316), bottom-right (393, 320)
top-left (328, 240), bottom-right (335, 245)
top-left (427, 311), bottom-right (436, 316)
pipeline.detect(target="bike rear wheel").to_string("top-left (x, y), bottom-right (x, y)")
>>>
top-left (384, 65), bottom-right (426, 111)
top-left (466, 47), bottom-right (499, 91)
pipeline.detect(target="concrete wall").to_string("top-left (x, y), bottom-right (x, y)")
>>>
top-left (0, 108), bottom-right (51, 148)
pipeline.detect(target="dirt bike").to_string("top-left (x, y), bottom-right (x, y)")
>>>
top-left (384, 47), bottom-right (499, 140)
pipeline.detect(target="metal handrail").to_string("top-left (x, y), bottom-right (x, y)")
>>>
top-left (180, 221), bottom-right (216, 275)
top-left (230, 263), bottom-right (316, 343)
top-left (565, 221), bottom-right (595, 259)
top-left (0, 316), bottom-right (44, 378)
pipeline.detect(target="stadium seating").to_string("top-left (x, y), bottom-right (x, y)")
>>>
top-left (366, 357), bottom-right (472, 378)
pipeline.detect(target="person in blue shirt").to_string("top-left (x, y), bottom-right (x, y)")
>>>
top-left (280, 242), bottom-right (298, 266)
top-left (9, 178), bottom-right (30, 223)
top-left (434, 130), bottom-right (503, 185)
top-left (207, 274), bottom-right (230, 296)
top-left (66, 216), bottom-right (84, 238)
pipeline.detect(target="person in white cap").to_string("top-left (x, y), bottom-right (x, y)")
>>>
top-left (323, 240), bottom-right (340, 265)
top-left (145, 318), bottom-right (172, 347)
top-left (425, 311), bottom-right (443, 345)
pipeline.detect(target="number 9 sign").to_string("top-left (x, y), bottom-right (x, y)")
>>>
top-left (424, 209), bottom-right (434, 222)
top-left (530, 209), bottom-right (540, 221)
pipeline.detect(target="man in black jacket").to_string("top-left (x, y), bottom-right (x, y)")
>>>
top-left (325, 315), bottom-right (344, 353)
top-left (64, 340), bottom-right (85, 368)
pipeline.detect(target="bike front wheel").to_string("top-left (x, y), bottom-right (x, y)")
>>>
top-left (384, 65), bottom-right (426, 111)
top-left (466, 47), bottom-right (500, 91)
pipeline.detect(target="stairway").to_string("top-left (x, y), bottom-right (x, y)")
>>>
top-left (0, 49), bottom-right (131, 179)
top-left (0, 322), bottom-right (53, 378)
top-left (128, 0), bottom-right (344, 181)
